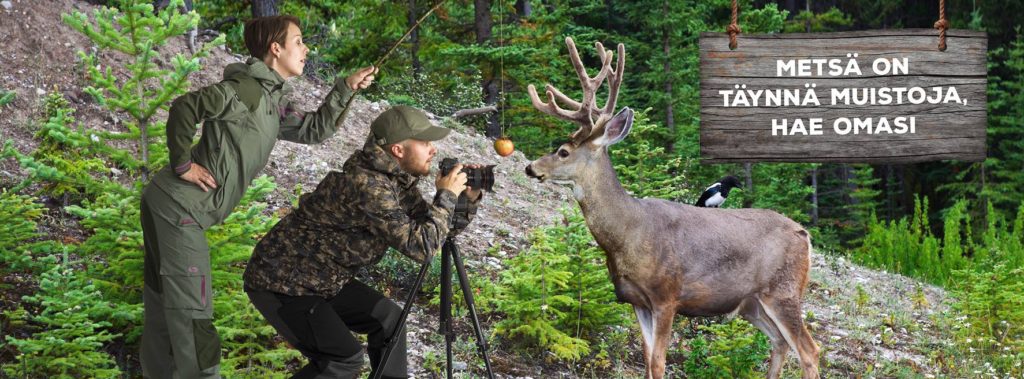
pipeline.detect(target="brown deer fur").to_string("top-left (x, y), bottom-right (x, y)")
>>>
top-left (524, 37), bottom-right (820, 379)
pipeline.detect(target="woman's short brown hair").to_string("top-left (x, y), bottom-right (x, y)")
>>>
top-left (244, 15), bottom-right (301, 60)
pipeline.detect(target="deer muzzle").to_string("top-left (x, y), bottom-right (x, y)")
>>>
top-left (525, 164), bottom-right (543, 181)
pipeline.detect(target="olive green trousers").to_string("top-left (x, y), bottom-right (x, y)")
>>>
top-left (140, 184), bottom-right (221, 379)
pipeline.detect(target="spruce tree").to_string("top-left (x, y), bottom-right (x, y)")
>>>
top-left (63, 0), bottom-right (225, 180)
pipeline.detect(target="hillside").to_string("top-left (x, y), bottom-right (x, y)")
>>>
top-left (0, 0), bottom-right (959, 377)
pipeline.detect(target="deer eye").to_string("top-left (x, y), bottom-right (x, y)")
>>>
top-left (557, 149), bottom-right (570, 158)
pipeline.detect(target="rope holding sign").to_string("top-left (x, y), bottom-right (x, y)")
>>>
top-left (728, 0), bottom-right (741, 50)
top-left (934, 0), bottom-right (949, 51)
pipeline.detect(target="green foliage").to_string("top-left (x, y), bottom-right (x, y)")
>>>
top-left (2, 252), bottom-right (121, 378)
top-left (783, 7), bottom-right (854, 33)
top-left (0, 190), bottom-right (57, 275)
top-left (493, 207), bottom-right (630, 363)
top-left (856, 196), bottom-right (962, 285)
top-left (4, 103), bottom-right (122, 199)
top-left (65, 188), bottom-right (145, 305)
top-left (722, 164), bottom-right (814, 223)
top-left (610, 109), bottom-right (692, 201)
top-left (680, 318), bottom-right (771, 379)
top-left (0, 88), bottom-right (14, 107)
top-left (982, 28), bottom-right (1024, 220)
top-left (367, 67), bottom-right (484, 117)
top-left (63, 0), bottom-right (225, 176)
top-left (949, 260), bottom-right (1024, 377)
top-left (848, 165), bottom-right (881, 225)
top-left (857, 195), bottom-right (1024, 287)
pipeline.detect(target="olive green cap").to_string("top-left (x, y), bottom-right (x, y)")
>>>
top-left (370, 105), bottom-right (451, 145)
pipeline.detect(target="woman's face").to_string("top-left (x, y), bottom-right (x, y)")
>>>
top-left (269, 22), bottom-right (308, 79)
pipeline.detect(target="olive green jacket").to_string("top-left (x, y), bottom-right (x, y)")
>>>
top-left (150, 58), bottom-right (354, 228)
top-left (243, 136), bottom-right (480, 297)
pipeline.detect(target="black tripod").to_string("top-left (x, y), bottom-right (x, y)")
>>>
top-left (372, 234), bottom-right (496, 379)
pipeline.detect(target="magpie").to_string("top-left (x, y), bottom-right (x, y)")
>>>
top-left (695, 176), bottom-right (742, 208)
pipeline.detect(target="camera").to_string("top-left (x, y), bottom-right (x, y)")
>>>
top-left (438, 158), bottom-right (496, 193)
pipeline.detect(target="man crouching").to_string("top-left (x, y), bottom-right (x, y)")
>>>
top-left (243, 105), bottom-right (483, 378)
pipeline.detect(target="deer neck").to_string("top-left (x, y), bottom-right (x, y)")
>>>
top-left (575, 151), bottom-right (638, 250)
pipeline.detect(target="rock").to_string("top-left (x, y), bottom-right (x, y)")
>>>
top-left (452, 361), bottom-right (467, 371)
top-left (35, 88), bottom-right (45, 96)
top-left (1, 1), bottom-right (11, 10)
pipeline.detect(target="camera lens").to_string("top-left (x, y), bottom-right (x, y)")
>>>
top-left (439, 158), bottom-right (496, 193)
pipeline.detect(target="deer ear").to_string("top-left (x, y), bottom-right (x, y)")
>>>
top-left (595, 107), bottom-right (633, 146)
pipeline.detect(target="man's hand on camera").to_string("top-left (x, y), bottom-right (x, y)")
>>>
top-left (436, 163), bottom-right (467, 196)
top-left (462, 164), bottom-right (484, 201)
top-left (179, 163), bottom-right (217, 192)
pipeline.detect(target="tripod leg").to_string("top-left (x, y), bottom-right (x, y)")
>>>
top-left (371, 253), bottom-right (435, 379)
top-left (450, 242), bottom-right (496, 379)
top-left (440, 239), bottom-right (455, 379)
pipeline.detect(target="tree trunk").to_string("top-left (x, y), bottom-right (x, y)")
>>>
top-left (785, 0), bottom-right (798, 15)
top-left (476, 0), bottom-right (501, 138)
top-left (484, 79), bottom-right (502, 138)
top-left (662, 0), bottom-right (675, 153)
top-left (475, 0), bottom-right (492, 44)
top-left (515, 0), bottom-right (532, 19)
top-left (540, 0), bottom-right (555, 13)
top-left (251, 0), bottom-right (278, 18)
top-left (408, 0), bottom-right (422, 76)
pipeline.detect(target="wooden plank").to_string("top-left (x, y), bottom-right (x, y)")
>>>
top-left (699, 29), bottom-right (987, 163)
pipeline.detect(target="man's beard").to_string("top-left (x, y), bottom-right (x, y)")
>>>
top-left (399, 157), bottom-right (430, 177)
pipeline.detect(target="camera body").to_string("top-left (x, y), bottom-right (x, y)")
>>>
top-left (438, 158), bottom-right (496, 193)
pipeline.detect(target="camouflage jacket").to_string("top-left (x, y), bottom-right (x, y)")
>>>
top-left (243, 136), bottom-right (480, 297)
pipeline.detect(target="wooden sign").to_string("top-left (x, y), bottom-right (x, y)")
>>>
top-left (699, 29), bottom-right (987, 164)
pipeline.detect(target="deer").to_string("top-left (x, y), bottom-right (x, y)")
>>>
top-left (523, 37), bottom-right (820, 379)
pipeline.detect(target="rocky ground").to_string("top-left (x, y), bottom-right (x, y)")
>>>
top-left (0, 1), bottom-right (960, 377)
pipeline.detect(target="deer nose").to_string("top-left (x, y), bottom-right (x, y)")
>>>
top-left (525, 164), bottom-right (538, 178)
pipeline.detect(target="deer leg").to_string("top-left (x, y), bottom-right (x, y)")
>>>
top-left (633, 305), bottom-right (655, 379)
top-left (738, 298), bottom-right (789, 379)
top-left (758, 297), bottom-right (821, 379)
top-left (648, 308), bottom-right (676, 379)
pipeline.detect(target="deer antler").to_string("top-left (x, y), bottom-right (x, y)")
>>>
top-left (528, 37), bottom-right (625, 145)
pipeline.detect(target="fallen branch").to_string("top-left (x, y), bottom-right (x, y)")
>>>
top-left (451, 106), bottom-right (497, 119)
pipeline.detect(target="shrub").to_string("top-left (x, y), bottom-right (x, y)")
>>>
top-left (493, 207), bottom-right (630, 363)
top-left (680, 318), bottom-right (771, 379)
top-left (2, 252), bottom-right (121, 378)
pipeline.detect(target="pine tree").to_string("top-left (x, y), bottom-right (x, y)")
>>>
top-left (985, 28), bottom-right (1024, 220)
top-left (63, 0), bottom-right (225, 180)
top-left (494, 207), bottom-right (630, 363)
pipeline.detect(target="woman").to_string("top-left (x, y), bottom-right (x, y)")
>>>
top-left (139, 15), bottom-right (376, 378)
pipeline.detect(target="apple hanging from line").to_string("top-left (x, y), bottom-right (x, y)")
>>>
top-left (494, 136), bottom-right (514, 157)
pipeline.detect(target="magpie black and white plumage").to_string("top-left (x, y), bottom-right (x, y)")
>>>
top-left (695, 176), bottom-right (742, 208)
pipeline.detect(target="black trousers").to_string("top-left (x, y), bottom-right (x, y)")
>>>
top-left (247, 280), bottom-right (408, 379)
